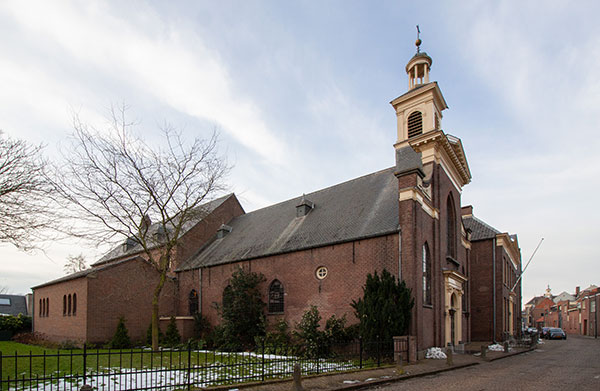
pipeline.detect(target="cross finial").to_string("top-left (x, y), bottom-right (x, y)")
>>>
top-left (415, 25), bottom-right (422, 53)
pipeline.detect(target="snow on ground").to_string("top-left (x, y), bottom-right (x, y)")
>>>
top-left (425, 347), bottom-right (447, 359)
top-left (487, 343), bottom-right (508, 352)
top-left (6, 354), bottom-right (358, 391)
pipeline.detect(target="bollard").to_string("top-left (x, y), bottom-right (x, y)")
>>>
top-left (445, 347), bottom-right (453, 366)
top-left (80, 385), bottom-right (93, 391)
top-left (291, 363), bottom-right (304, 391)
top-left (503, 341), bottom-right (509, 353)
top-left (480, 345), bottom-right (487, 359)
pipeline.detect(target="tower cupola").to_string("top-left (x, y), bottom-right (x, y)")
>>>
top-left (406, 33), bottom-right (432, 90)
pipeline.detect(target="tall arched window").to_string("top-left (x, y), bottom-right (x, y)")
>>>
top-left (67, 294), bottom-right (72, 316)
top-left (63, 295), bottom-right (67, 316)
top-left (39, 299), bottom-right (42, 317)
top-left (407, 111), bottom-right (423, 138)
top-left (73, 293), bottom-right (77, 316)
top-left (268, 280), bottom-right (284, 313)
top-left (45, 298), bottom-right (49, 317)
top-left (446, 194), bottom-right (456, 259)
top-left (189, 289), bottom-right (199, 315)
top-left (422, 243), bottom-right (432, 305)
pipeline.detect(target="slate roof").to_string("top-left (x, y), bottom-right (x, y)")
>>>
top-left (32, 257), bottom-right (143, 289)
top-left (0, 294), bottom-right (28, 316)
top-left (93, 194), bottom-right (235, 266)
top-left (178, 167), bottom-right (400, 271)
top-left (462, 215), bottom-right (501, 241)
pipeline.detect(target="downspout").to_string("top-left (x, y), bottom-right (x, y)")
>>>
top-left (198, 268), bottom-right (203, 314)
top-left (398, 225), bottom-right (402, 281)
top-left (492, 237), bottom-right (497, 343)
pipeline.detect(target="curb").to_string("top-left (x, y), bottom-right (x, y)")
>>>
top-left (328, 362), bottom-right (480, 391)
top-left (487, 347), bottom-right (535, 362)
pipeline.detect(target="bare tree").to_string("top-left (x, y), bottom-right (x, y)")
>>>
top-left (52, 106), bottom-right (228, 349)
top-left (0, 286), bottom-right (9, 294)
top-left (0, 131), bottom-right (53, 250)
top-left (64, 253), bottom-right (88, 274)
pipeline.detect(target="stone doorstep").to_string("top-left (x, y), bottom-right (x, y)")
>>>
top-left (199, 347), bottom-right (535, 391)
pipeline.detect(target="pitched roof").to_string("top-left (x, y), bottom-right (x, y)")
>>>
top-left (178, 167), bottom-right (400, 270)
top-left (462, 215), bottom-right (501, 241)
top-left (32, 256), bottom-right (144, 289)
top-left (0, 294), bottom-right (28, 316)
top-left (93, 194), bottom-right (235, 266)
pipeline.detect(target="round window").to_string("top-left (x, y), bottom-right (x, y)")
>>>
top-left (316, 266), bottom-right (328, 280)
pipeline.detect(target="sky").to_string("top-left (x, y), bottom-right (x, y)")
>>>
top-left (0, 0), bottom-right (598, 304)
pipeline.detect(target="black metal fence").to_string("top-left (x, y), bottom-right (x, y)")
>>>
top-left (1, 339), bottom-right (394, 390)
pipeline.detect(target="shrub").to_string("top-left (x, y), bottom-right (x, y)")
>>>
top-left (163, 316), bottom-right (181, 347)
top-left (220, 268), bottom-right (266, 350)
top-left (0, 314), bottom-right (32, 333)
top-left (110, 317), bottom-right (132, 349)
top-left (351, 269), bottom-right (414, 343)
top-left (193, 313), bottom-right (212, 340)
top-left (294, 306), bottom-right (325, 357)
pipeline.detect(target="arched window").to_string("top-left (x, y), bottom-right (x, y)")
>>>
top-left (68, 294), bottom-right (72, 316)
top-left (422, 243), bottom-right (432, 305)
top-left (446, 194), bottom-right (456, 259)
top-left (46, 298), bottom-right (49, 317)
top-left (63, 295), bottom-right (67, 316)
top-left (73, 293), bottom-right (77, 316)
top-left (39, 299), bottom-right (42, 317)
top-left (407, 111), bottom-right (423, 138)
top-left (189, 289), bottom-right (199, 315)
top-left (268, 280), bottom-right (284, 313)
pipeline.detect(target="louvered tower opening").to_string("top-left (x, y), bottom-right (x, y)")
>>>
top-left (407, 111), bottom-right (423, 138)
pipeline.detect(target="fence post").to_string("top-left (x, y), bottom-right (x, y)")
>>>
top-left (187, 343), bottom-right (192, 390)
top-left (261, 338), bottom-right (265, 382)
top-left (376, 335), bottom-right (381, 367)
top-left (359, 337), bottom-right (363, 369)
top-left (82, 344), bottom-right (87, 385)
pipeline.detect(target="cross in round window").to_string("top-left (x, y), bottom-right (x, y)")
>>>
top-left (316, 266), bottom-right (328, 280)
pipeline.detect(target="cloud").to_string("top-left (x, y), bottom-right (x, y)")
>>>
top-left (1, 1), bottom-right (288, 165)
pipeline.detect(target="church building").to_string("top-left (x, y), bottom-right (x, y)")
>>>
top-left (32, 39), bottom-right (520, 354)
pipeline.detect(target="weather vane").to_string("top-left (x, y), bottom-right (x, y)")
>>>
top-left (416, 25), bottom-right (422, 53)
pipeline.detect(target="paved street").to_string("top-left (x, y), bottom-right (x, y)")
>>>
top-left (366, 336), bottom-right (600, 391)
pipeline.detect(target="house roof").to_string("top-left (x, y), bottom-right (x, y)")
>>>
top-left (32, 256), bottom-right (144, 289)
top-left (0, 294), bottom-right (28, 316)
top-left (462, 215), bottom-right (501, 241)
top-left (178, 167), bottom-right (400, 271)
top-left (93, 194), bottom-right (235, 266)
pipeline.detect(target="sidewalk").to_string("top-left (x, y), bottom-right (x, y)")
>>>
top-left (204, 346), bottom-right (534, 391)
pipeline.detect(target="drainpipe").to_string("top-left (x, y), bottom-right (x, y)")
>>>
top-left (492, 237), bottom-right (497, 343)
top-left (398, 225), bottom-right (402, 281)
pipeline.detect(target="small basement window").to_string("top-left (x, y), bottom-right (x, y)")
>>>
top-left (0, 298), bottom-right (10, 306)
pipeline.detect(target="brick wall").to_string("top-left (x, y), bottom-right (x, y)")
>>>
top-left (33, 278), bottom-right (88, 344)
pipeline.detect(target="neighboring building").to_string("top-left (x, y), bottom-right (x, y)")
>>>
top-left (462, 208), bottom-right (522, 342)
top-left (0, 294), bottom-right (29, 316)
top-left (32, 40), bottom-right (520, 353)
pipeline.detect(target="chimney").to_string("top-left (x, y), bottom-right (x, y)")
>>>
top-left (296, 195), bottom-right (315, 217)
top-left (575, 286), bottom-right (580, 296)
top-left (217, 224), bottom-right (232, 239)
top-left (461, 205), bottom-right (473, 217)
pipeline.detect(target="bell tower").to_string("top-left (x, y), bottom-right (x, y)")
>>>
top-left (391, 31), bottom-right (448, 146)
top-left (390, 30), bottom-right (471, 191)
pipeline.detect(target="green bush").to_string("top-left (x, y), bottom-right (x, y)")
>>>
top-left (193, 313), bottom-right (212, 340)
top-left (294, 306), bottom-right (325, 357)
top-left (163, 316), bottom-right (181, 347)
top-left (220, 268), bottom-right (266, 350)
top-left (0, 314), bottom-right (32, 333)
top-left (351, 269), bottom-right (414, 343)
top-left (110, 317), bottom-right (132, 349)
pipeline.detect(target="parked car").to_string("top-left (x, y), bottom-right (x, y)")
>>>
top-left (548, 328), bottom-right (567, 340)
top-left (541, 327), bottom-right (551, 338)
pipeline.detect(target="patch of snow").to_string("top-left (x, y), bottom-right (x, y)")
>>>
top-left (425, 347), bottom-right (447, 359)
top-left (343, 380), bottom-right (360, 384)
top-left (487, 344), bottom-right (506, 352)
top-left (365, 378), bottom-right (377, 381)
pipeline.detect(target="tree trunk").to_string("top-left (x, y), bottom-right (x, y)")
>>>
top-left (152, 255), bottom-right (169, 350)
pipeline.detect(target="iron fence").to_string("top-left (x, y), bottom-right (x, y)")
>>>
top-left (1, 338), bottom-right (395, 390)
